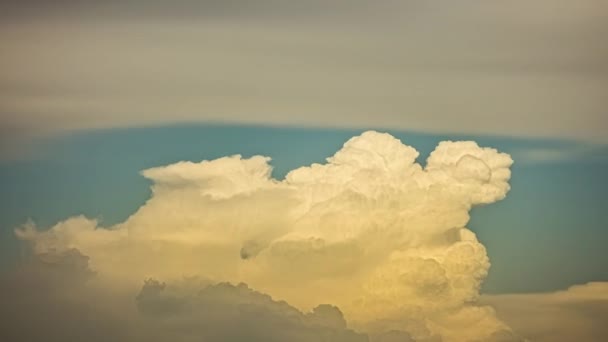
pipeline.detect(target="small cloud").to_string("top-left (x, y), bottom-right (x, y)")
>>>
top-left (512, 144), bottom-right (608, 164)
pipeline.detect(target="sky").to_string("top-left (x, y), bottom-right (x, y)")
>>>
top-left (1, 1), bottom-right (607, 342)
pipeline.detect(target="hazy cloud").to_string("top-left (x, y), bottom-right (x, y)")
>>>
top-left (0, 249), bottom-right (131, 342)
top-left (0, 248), bottom-right (368, 342)
top-left (1, 0), bottom-right (606, 156)
top-left (511, 144), bottom-right (608, 164)
top-left (4, 248), bottom-right (605, 341)
top-left (135, 279), bottom-right (368, 342)
top-left (482, 283), bottom-right (608, 342)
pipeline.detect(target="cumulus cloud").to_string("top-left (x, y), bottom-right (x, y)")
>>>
top-left (12, 131), bottom-right (521, 341)
top-left (135, 279), bottom-right (368, 342)
top-left (0, 249), bottom-right (131, 342)
top-left (0, 248), bottom-right (367, 342)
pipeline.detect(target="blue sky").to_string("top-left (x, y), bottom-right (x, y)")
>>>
top-left (1, 124), bottom-right (606, 294)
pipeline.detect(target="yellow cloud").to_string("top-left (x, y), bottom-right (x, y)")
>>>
top-left (16, 131), bottom-right (516, 341)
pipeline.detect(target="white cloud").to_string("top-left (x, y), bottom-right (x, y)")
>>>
top-left (15, 131), bottom-right (519, 341)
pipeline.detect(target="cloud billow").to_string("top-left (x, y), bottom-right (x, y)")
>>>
top-left (12, 131), bottom-right (520, 341)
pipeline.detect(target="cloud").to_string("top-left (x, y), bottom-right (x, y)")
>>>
top-left (511, 144), bottom-right (608, 164)
top-left (482, 282), bottom-right (608, 342)
top-left (135, 279), bottom-right (368, 342)
top-left (3, 249), bottom-right (604, 342)
top-left (0, 249), bottom-right (131, 342)
top-left (0, 248), bottom-right (367, 342)
top-left (12, 131), bottom-right (520, 341)
top-left (1, 0), bottom-right (606, 155)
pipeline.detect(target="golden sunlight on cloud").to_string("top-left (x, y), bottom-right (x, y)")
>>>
top-left (15, 131), bottom-right (519, 341)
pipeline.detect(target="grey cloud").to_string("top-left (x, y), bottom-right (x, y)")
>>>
top-left (0, 249), bottom-right (130, 342)
top-left (0, 0), bottom-right (607, 155)
top-left (0, 0), bottom-right (395, 21)
top-left (2, 249), bottom-right (523, 342)
top-left (0, 249), bottom-right (369, 342)
top-left (482, 283), bottom-right (608, 342)
top-left (373, 330), bottom-right (416, 342)
top-left (136, 279), bottom-right (368, 342)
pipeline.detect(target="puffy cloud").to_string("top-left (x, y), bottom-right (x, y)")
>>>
top-left (0, 249), bottom-right (131, 342)
top-left (14, 131), bottom-right (517, 341)
top-left (135, 279), bottom-right (368, 342)
top-left (0, 249), bottom-right (366, 342)
top-left (482, 282), bottom-right (608, 342)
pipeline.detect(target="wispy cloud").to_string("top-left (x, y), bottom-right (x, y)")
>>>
top-left (1, 0), bottom-right (606, 152)
top-left (512, 144), bottom-right (608, 164)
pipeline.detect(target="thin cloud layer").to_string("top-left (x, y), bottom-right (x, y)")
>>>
top-left (14, 131), bottom-right (519, 341)
top-left (1, 0), bottom-right (607, 152)
top-left (482, 283), bottom-right (608, 342)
